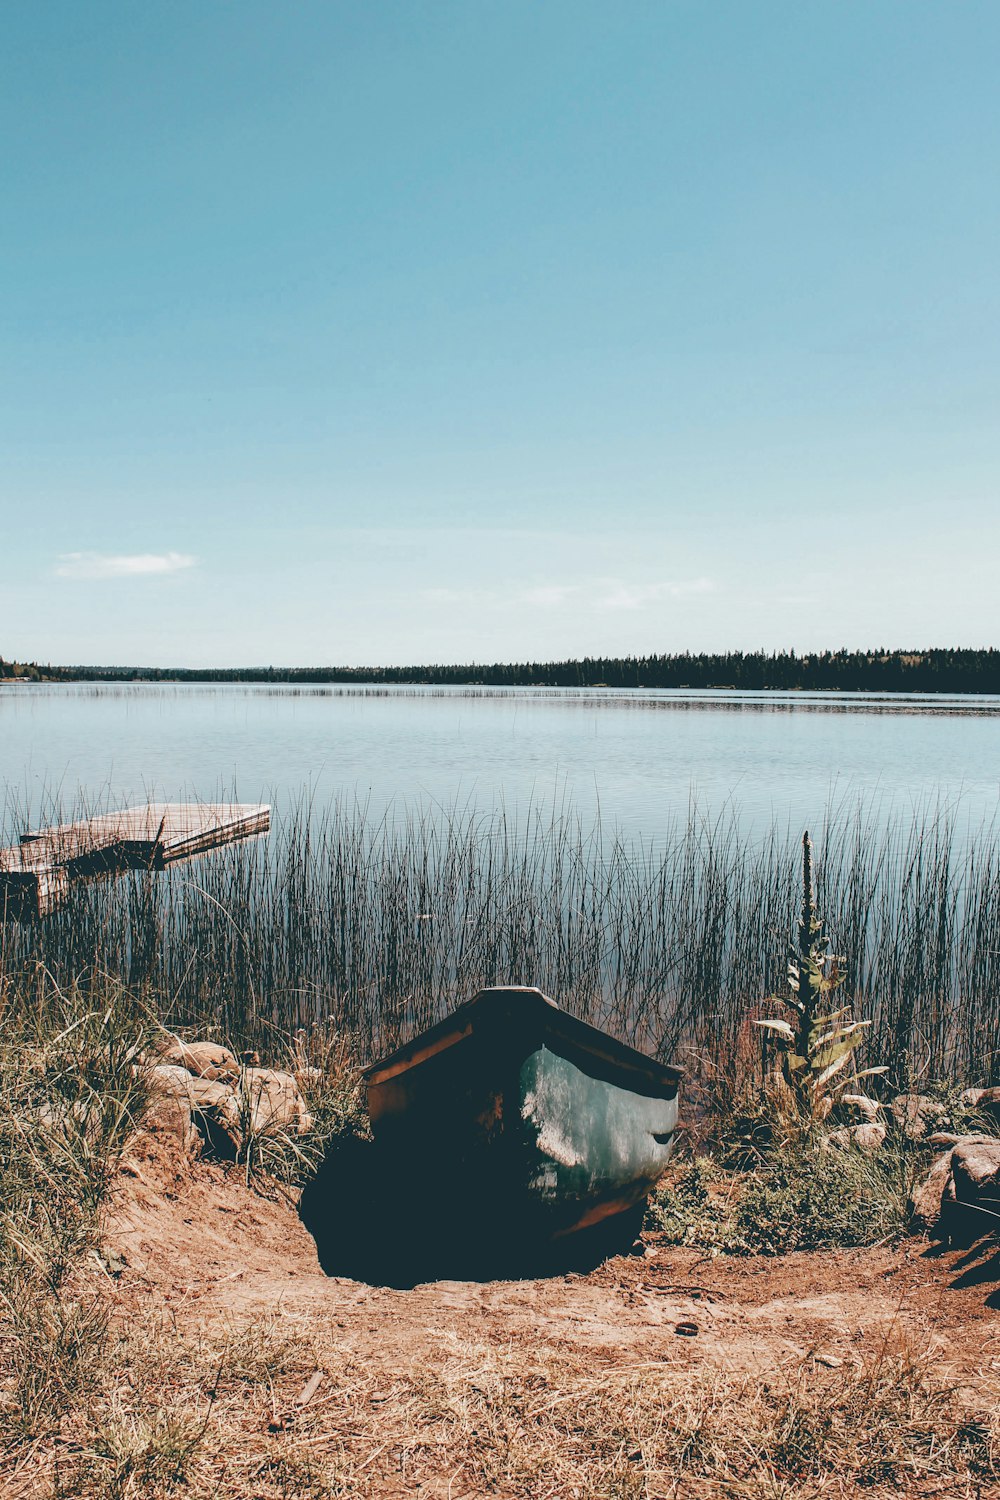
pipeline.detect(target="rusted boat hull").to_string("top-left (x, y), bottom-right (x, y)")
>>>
top-left (364, 987), bottom-right (681, 1250)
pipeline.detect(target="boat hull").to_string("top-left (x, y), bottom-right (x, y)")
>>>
top-left (364, 987), bottom-right (681, 1250)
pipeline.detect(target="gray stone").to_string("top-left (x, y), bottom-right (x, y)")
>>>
top-left (181, 1076), bottom-right (241, 1158)
top-left (840, 1093), bottom-right (883, 1122)
top-left (35, 1097), bottom-right (96, 1140)
top-left (148, 1062), bottom-right (194, 1091)
top-left (913, 1134), bottom-right (1000, 1244)
top-left (950, 1136), bottom-right (1000, 1209)
top-left (138, 1055), bottom-right (313, 1157)
top-left (959, 1086), bottom-right (1000, 1126)
top-left (147, 1072), bottom-right (240, 1157)
top-left (183, 1076), bottom-right (236, 1112)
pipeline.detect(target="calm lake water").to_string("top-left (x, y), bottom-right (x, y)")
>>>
top-left (2, 683), bottom-right (999, 848)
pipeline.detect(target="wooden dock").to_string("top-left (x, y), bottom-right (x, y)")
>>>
top-left (0, 802), bottom-right (270, 918)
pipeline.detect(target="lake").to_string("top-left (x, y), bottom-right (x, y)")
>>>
top-left (2, 683), bottom-right (999, 846)
top-left (5, 681), bottom-right (1000, 1074)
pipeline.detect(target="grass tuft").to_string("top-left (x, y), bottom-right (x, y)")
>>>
top-left (0, 968), bottom-right (153, 1443)
top-left (650, 1138), bottom-right (921, 1255)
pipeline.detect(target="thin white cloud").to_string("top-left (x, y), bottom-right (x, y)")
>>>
top-left (421, 578), bottom-right (717, 613)
top-left (520, 584), bottom-right (581, 608)
top-left (422, 586), bottom-right (491, 606)
top-left (595, 578), bottom-right (717, 611)
top-left (422, 583), bottom-right (581, 610)
top-left (55, 551), bottom-right (198, 580)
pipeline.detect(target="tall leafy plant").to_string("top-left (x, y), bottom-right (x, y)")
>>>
top-left (755, 832), bottom-right (885, 1129)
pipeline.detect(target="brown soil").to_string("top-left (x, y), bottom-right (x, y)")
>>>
top-left (108, 1133), bottom-right (1000, 1393)
top-left (13, 1131), bottom-right (1000, 1498)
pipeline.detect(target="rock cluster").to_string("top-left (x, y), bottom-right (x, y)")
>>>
top-left (144, 1036), bottom-right (314, 1159)
top-left (958, 1086), bottom-right (1000, 1129)
top-left (823, 1089), bottom-right (1000, 1244)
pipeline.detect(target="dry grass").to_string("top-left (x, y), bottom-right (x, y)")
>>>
top-left (3, 909), bottom-right (998, 1499)
top-left (0, 969), bottom-right (153, 1451)
top-left (5, 1305), bottom-right (997, 1500)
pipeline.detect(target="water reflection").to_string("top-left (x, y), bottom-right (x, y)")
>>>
top-left (2, 683), bottom-right (999, 852)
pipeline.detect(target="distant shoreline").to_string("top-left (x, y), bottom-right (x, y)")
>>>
top-left (3, 648), bottom-right (999, 694)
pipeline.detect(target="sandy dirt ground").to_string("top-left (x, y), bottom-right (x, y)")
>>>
top-left (9, 1130), bottom-right (999, 1499)
top-left (77, 1133), bottom-right (1000, 1494)
top-left (106, 1136), bottom-right (1000, 1391)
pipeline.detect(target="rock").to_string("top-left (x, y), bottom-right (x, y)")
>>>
top-left (237, 1067), bottom-right (314, 1137)
top-left (181, 1076), bottom-right (241, 1158)
top-left (35, 1097), bottom-right (98, 1141)
top-left (950, 1134), bottom-right (1000, 1181)
top-left (160, 1038), bottom-right (241, 1083)
top-left (909, 1149), bottom-right (955, 1231)
top-left (141, 1090), bottom-right (197, 1153)
top-left (827, 1122), bottom-right (886, 1153)
top-left (145, 1062), bottom-right (239, 1152)
top-left (891, 1093), bottom-right (947, 1140)
top-left (850, 1122), bottom-right (886, 1152)
top-left (183, 1076), bottom-right (236, 1111)
top-left (911, 1134), bottom-right (1000, 1244)
top-left (148, 1062), bottom-right (195, 1091)
top-left (959, 1086), bottom-right (1000, 1126)
top-left (841, 1093), bottom-right (883, 1122)
top-left (949, 1136), bottom-right (1000, 1231)
top-left (136, 1055), bottom-right (314, 1159)
top-left (147, 1067), bottom-right (241, 1158)
top-left (147, 1063), bottom-right (231, 1112)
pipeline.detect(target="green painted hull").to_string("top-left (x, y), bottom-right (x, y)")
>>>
top-left (364, 988), bottom-right (681, 1245)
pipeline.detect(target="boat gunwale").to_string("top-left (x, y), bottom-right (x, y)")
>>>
top-left (363, 986), bottom-right (682, 1095)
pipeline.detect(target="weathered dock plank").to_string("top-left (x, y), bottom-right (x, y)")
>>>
top-left (1, 802), bottom-right (270, 918)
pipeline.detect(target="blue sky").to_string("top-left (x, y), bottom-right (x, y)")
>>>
top-left (2, 1), bottom-right (998, 666)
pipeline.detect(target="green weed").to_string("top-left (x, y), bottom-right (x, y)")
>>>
top-left (651, 1140), bottom-right (915, 1256)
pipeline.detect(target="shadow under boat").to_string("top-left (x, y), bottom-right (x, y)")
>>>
top-left (300, 986), bottom-right (682, 1287)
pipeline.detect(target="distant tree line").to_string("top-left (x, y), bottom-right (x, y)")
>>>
top-left (3, 649), bottom-right (1000, 693)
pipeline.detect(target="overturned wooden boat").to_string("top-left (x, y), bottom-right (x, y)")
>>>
top-left (363, 986), bottom-right (682, 1261)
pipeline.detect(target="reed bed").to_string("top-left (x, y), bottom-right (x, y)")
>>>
top-left (3, 794), bottom-right (1000, 1085)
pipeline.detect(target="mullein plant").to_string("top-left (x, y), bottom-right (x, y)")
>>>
top-left (755, 832), bottom-right (886, 1133)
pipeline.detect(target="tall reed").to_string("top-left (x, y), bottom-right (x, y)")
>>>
top-left (3, 794), bottom-right (1000, 1086)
